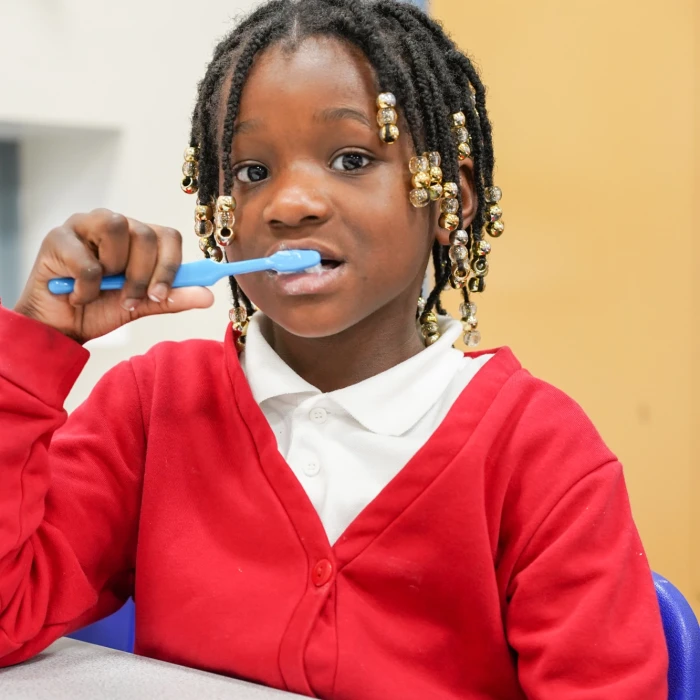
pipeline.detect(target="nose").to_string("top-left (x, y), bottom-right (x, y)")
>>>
top-left (263, 165), bottom-right (332, 231)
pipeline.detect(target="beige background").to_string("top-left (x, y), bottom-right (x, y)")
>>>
top-left (433, 0), bottom-right (699, 608)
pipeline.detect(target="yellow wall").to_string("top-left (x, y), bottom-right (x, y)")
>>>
top-left (433, 0), bottom-right (699, 607)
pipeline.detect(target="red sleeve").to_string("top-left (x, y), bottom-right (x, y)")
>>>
top-left (498, 377), bottom-right (668, 699)
top-left (0, 306), bottom-right (145, 666)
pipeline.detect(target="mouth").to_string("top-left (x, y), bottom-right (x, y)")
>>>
top-left (262, 242), bottom-right (347, 295)
top-left (266, 255), bottom-right (347, 296)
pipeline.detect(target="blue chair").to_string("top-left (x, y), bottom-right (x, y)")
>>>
top-left (67, 597), bottom-right (135, 653)
top-left (653, 572), bottom-right (700, 700)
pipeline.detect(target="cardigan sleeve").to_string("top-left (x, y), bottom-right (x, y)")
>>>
top-left (498, 376), bottom-right (668, 699)
top-left (0, 306), bottom-right (146, 666)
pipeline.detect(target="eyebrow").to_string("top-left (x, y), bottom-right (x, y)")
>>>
top-left (314, 107), bottom-right (372, 129)
top-left (233, 107), bottom-right (372, 136)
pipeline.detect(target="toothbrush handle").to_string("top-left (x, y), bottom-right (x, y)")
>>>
top-left (48, 274), bottom-right (127, 295)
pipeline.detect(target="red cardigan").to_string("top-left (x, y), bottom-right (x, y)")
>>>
top-left (0, 306), bottom-right (667, 699)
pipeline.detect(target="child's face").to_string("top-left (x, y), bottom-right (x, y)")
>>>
top-left (221, 36), bottom-right (441, 339)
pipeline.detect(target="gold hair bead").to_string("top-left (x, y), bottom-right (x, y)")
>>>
top-left (181, 177), bottom-right (198, 195)
top-left (184, 146), bottom-right (199, 162)
top-left (471, 256), bottom-right (489, 277)
top-left (442, 182), bottom-right (459, 199)
top-left (460, 301), bottom-right (480, 347)
top-left (409, 155), bottom-right (429, 174)
top-left (181, 145), bottom-right (200, 195)
top-left (199, 237), bottom-right (213, 253)
top-left (486, 205), bottom-right (503, 222)
top-left (468, 276), bottom-right (486, 293)
top-left (419, 310), bottom-right (441, 346)
top-left (377, 108), bottom-right (398, 126)
top-left (195, 204), bottom-right (213, 221)
top-left (380, 124), bottom-right (400, 144)
top-left (194, 220), bottom-right (214, 238)
top-left (485, 186), bottom-right (503, 203)
top-left (215, 227), bottom-right (234, 247)
top-left (412, 171), bottom-right (431, 190)
top-left (452, 112), bottom-right (466, 128)
top-left (457, 142), bottom-right (472, 161)
top-left (229, 306), bottom-right (248, 331)
top-left (428, 183), bottom-right (443, 201)
top-left (217, 196), bottom-right (236, 212)
top-left (208, 246), bottom-right (224, 263)
top-left (486, 220), bottom-right (505, 238)
top-left (376, 92), bottom-right (397, 109)
top-left (409, 189), bottom-right (430, 208)
top-left (428, 151), bottom-right (441, 168)
top-left (475, 239), bottom-right (491, 255)
top-left (439, 213), bottom-right (460, 232)
top-left (377, 93), bottom-right (400, 144)
top-left (214, 195), bottom-right (236, 247)
top-left (450, 229), bottom-right (469, 245)
top-left (215, 210), bottom-right (234, 229)
top-left (450, 264), bottom-right (469, 289)
top-left (448, 244), bottom-right (469, 262)
top-left (429, 166), bottom-right (443, 184)
top-left (441, 198), bottom-right (459, 215)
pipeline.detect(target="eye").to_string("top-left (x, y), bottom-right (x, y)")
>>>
top-left (235, 164), bottom-right (269, 183)
top-left (331, 152), bottom-right (372, 172)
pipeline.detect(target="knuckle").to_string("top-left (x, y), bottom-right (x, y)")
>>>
top-left (106, 212), bottom-right (129, 234)
top-left (44, 226), bottom-right (68, 246)
top-left (161, 227), bottom-right (182, 244)
top-left (89, 207), bottom-right (114, 222)
top-left (133, 224), bottom-right (157, 246)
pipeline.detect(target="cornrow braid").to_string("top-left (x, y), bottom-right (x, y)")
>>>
top-left (187, 0), bottom-right (498, 325)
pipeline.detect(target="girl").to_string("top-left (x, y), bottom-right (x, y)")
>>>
top-left (0, 1), bottom-right (667, 697)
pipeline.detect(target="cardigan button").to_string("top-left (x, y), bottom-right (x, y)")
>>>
top-left (312, 559), bottom-right (333, 587)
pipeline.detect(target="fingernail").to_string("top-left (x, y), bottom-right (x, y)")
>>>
top-left (122, 298), bottom-right (140, 312)
top-left (167, 297), bottom-right (175, 304)
top-left (149, 284), bottom-right (168, 303)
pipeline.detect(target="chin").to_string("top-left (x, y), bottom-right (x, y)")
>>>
top-left (262, 302), bottom-right (362, 340)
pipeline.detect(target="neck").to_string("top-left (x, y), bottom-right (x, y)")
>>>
top-left (265, 307), bottom-right (427, 393)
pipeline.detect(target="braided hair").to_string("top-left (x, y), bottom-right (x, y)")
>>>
top-left (189, 0), bottom-right (497, 321)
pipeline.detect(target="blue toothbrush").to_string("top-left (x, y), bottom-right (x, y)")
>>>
top-left (48, 249), bottom-right (322, 295)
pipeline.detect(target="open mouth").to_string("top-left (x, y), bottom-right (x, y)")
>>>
top-left (270, 258), bottom-right (344, 276)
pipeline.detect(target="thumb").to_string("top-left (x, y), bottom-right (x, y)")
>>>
top-left (134, 286), bottom-right (216, 318)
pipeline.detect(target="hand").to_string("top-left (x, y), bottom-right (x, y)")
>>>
top-left (14, 209), bottom-right (214, 343)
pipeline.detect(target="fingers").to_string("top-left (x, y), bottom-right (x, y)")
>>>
top-left (64, 209), bottom-right (184, 312)
top-left (119, 220), bottom-right (159, 311)
top-left (142, 224), bottom-right (183, 304)
top-left (41, 226), bottom-right (105, 306)
top-left (133, 286), bottom-right (215, 320)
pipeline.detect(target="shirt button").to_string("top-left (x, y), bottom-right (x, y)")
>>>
top-left (309, 407), bottom-right (328, 424)
top-left (312, 559), bottom-right (333, 587)
top-left (303, 459), bottom-right (320, 477)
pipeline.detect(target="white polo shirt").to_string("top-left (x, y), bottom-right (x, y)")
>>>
top-left (239, 314), bottom-right (493, 544)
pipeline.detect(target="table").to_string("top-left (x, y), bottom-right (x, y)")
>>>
top-left (0, 638), bottom-right (306, 699)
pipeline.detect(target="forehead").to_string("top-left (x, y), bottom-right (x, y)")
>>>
top-left (223, 35), bottom-right (379, 122)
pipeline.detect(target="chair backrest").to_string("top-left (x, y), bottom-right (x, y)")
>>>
top-left (67, 597), bottom-right (135, 653)
top-left (653, 572), bottom-right (700, 700)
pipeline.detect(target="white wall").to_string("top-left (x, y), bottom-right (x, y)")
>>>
top-left (0, 0), bottom-right (263, 410)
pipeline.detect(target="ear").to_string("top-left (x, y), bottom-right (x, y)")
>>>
top-left (435, 158), bottom-right (477, 246)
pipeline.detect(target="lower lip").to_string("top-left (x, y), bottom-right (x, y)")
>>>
top-left (268, 263), bottom-right (347, 296)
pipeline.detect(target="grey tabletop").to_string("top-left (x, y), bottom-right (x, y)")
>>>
top-left (0, 638), bottom-right (306, 700)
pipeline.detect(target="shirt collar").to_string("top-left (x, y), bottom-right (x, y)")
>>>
top-left (240, 313), bottom-right (466, 437)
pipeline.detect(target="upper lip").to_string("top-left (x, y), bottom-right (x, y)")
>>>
top-left (265, 240), bottom-right (345, 263)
